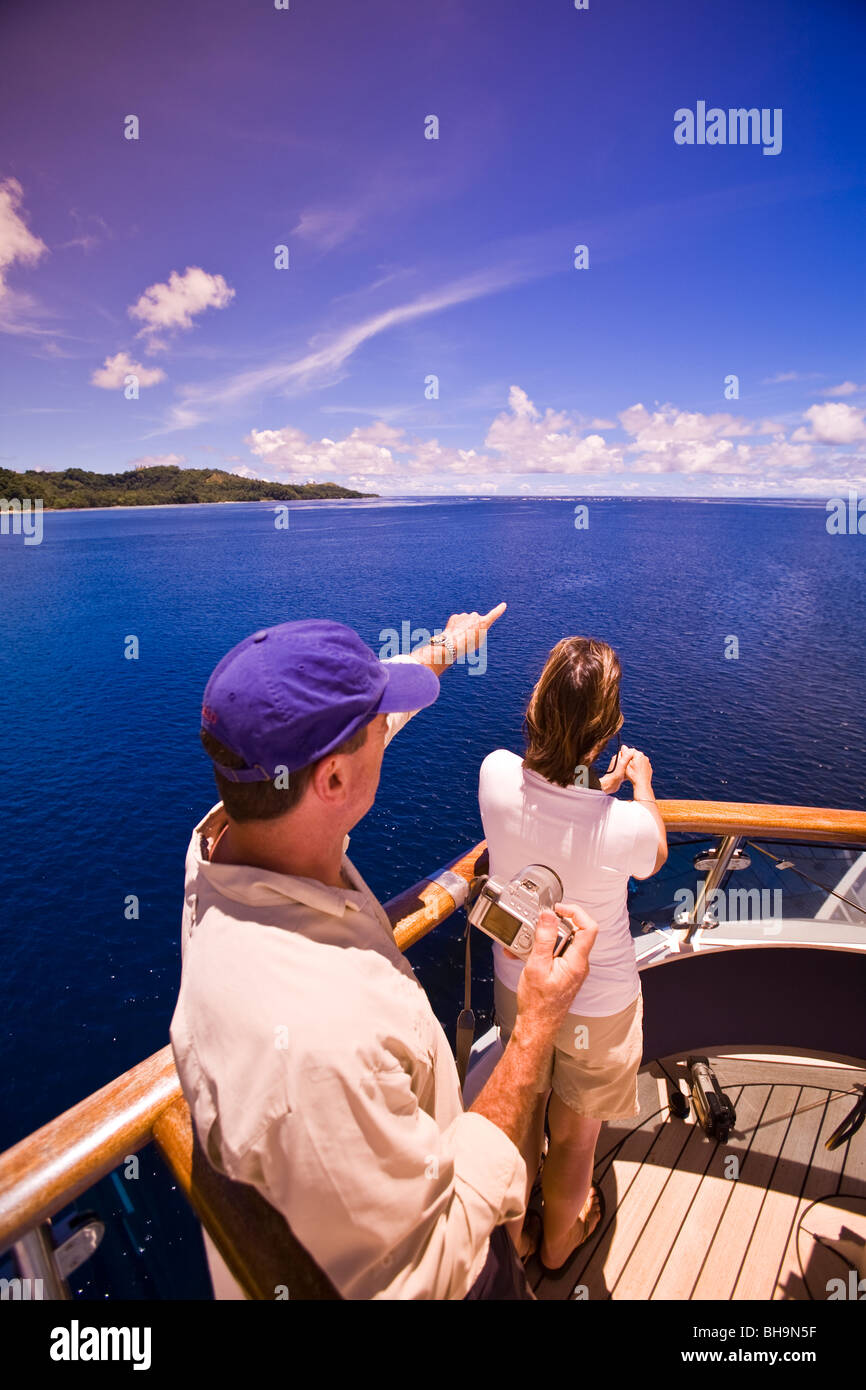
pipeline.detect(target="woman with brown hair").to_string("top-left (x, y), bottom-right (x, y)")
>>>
top-left (478, 637), bottom-right (668, 1275)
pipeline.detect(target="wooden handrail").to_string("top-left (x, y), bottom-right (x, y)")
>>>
top-left (0, 1046), bottom-right (179, 1252)
top-left (389, 842), bottom-right (488, 948)
top-left (655, 799), bottom-right (866, 844)
top-left (2, 797), bottom-right (864, 1262)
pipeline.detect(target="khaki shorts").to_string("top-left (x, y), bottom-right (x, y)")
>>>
top-left (494, 975), bottom-right (644, 1120)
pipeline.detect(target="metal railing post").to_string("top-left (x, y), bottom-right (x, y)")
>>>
top-left (682, 834), bottom-right (743, 942)
top-left (13, 1223), bottom-right (69, 1300)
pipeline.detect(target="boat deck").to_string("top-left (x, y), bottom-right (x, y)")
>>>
top-left (529, 1052), bottom-right (866, 1301)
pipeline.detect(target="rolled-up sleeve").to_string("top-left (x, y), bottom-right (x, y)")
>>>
top-left (255, 1048), bottom-right (526, 1301)
top-left (384, 707), bottom-right (413, 748)
top-left (382, 655), bottom-right (432, 749)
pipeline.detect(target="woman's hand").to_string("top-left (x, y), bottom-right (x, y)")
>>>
top-left (624, 748), bottom-right (654, 799)
top-left (623, 748), bottom-right (668, 873)
top-left (599, 744), bottom-right (631, 793)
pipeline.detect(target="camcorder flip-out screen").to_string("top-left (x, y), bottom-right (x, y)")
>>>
top-left (481, 900), bottom-right (521, 947)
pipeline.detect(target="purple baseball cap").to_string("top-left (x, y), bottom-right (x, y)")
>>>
top-left (201, 619), bottom-right (440, 782)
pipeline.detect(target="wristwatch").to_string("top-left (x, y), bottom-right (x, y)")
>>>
top-left (429, 632), bottom-right (456, 664)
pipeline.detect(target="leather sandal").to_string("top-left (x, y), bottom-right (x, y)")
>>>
top-left (539, 1186), bottom-right (606, 1278)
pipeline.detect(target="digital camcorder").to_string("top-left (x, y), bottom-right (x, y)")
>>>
top-left (468, 863), bottom-right (570, 959)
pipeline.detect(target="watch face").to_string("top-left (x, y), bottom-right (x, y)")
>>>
top-left (481, 900), bottom-right (522, 947)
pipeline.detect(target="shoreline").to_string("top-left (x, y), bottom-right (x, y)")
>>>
top-left (40, 498), bottom-right (368, 514)
top-left (37, 494), bottom-right (831, 514)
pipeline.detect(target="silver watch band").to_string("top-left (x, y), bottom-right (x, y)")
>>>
top-left (430, 632), bottom-right (456, 664)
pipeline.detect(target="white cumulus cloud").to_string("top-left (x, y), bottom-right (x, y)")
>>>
top-left (91, 351), bottom-right (166, 389)
top-left (483, 388), bottom-right (622, 473)
top-left (239, 387), bottom-right (866, 495)
top-left (620, 403), bottom-right (754, 474)
top-left (247, 423), bottom-right (408, 480)
top-left (0, 178), bottom-right (47, 298)
top-left (129, 266), bottom-right (235, 351)
top-left (792, 402), bottom-right (866, 445)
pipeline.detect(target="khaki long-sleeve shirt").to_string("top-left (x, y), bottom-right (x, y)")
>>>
top-left (169, 702), bottom-right (526, 1300)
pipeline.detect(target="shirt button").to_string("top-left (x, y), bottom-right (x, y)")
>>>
top-left (252, 630), bottom-right (268, 643)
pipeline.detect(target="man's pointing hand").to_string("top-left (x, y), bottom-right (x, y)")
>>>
top-left (443, 602), bottom-right (507, 660)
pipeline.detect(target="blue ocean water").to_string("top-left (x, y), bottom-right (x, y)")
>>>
top-left (1, 496), bottom-right (864, 1292)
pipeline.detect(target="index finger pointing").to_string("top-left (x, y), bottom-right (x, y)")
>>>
top-left (480, 602), bottom-right (507, 629)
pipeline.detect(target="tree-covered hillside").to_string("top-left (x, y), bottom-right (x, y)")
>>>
top-left (0, 464), bottom-right (374, 509)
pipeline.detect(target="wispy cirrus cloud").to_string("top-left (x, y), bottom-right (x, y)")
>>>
top-left (151, 175), bottom-right (859, 435)
top-left (761, 369), bottom-right (823, 385)
top-left (821, 381), bottom-right (863, 397)
top-left (292, 205), bottom-right (365, 252)
top-left (0, 288), bottom-right (59, 338)
top-left (159, 264), bottom-right (532, 431)
top-left (58, 209), bottom-right (110, 254)
top-left (290, 112), bottom-right (507, 255)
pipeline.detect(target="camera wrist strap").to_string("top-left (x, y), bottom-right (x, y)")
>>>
top-left (455, 920), bottom-right (475, 1090)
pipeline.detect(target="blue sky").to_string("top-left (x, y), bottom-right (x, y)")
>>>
top-left (1, 0), bottom-right (864, 496)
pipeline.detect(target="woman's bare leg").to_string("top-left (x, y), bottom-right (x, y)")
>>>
top-left (506, 1087), bottom-right (550, 1256)
top-left (540, 1093), bottom-right (602, 1267)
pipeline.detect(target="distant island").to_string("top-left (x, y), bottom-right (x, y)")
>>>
top-left (0, 464), bottom-right (375, 510)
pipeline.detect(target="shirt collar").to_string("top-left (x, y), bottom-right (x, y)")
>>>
top-left (191, 804), bottom-right (370, 918)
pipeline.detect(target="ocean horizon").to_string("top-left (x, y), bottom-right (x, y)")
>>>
top-left (33, 493), bottom-right (839, 513)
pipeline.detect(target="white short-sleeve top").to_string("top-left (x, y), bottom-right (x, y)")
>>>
top-left (478, 748), bottom-right (659, 1017)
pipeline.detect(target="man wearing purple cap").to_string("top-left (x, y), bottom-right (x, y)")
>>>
top-left (170, 607), bottom-right (597, 1300)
